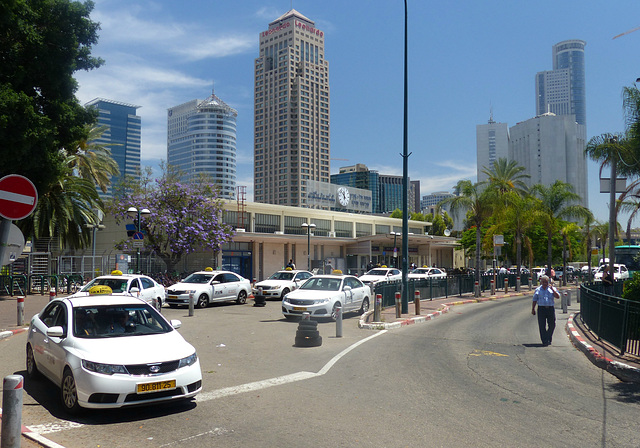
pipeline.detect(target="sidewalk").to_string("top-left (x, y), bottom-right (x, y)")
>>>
top-left (358, 284), bottom-right (640, 383)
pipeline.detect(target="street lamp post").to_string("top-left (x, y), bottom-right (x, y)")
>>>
top-left (84, 222), bottom-right (105, 276)
top-left (127, 206), bottom-right (151, 274)
top-left (301, 222), bottom-right (316, 271)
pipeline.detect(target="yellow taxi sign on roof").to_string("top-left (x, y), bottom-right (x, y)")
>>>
top-left (204, 267), bottom-right (213, 272)
top-left (110, 270), bottom-right (123, 276)
top-left (89, 285), bottom-right (113, 295)
top-left (332, 269), bottom-right (343, 275)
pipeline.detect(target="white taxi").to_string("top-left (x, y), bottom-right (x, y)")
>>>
top-left (25, 294), bottom-right (202, 414)
top-left (165, 268), bottom-right (251, 308)
top-left (359, 267), bottom-right (402, 285)
top-left (253, 269), bottom-right (313, 301)
top-left (68, 270), bottom-right (166, 311)
top-left (282, 273), bottom-right (371, 321)
top-left (408, 267), bottom-right (447, 279)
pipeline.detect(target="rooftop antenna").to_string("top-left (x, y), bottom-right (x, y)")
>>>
top-left (488, 103), bottom-right (494, 123)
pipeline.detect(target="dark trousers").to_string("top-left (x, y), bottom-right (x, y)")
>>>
top-left (537, 306), bottom-right (555, 345)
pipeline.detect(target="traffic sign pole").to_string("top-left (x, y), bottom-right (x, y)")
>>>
top-left (0, 218), bottom-right (12, 269)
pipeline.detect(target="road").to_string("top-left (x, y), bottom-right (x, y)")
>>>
top-left (2, 296), bottom-right (640, 447)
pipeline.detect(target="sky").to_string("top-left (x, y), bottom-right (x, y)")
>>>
top-left (74, 0), bottom-right (640, 224)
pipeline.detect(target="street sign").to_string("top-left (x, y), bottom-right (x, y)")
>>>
top-left (0, 223), bottom-right (25, 265)
top-left (0, 175), bottom-right (38, 220)
top-left (133, 232), bottom-right (144, 240)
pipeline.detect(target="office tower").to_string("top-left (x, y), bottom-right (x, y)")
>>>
top-left (421, 191), bottom-right (454, 213)
top-left (476, 113), bottom-right (510, 183)
top-left (167, 91), bottom-right (237, 199)
top-left (85, 98), bottom-right (141, 197)
top-left (331, 164), bottom-right (379, 212)
top-left (254, 9), bottom-right (330, 206)
top-left (536, 39), bottom-right (586, 126)
top-left (509, 113), bottom-right (588, 207)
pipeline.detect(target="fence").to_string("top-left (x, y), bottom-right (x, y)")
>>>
top-left (580, 282), bottom-right (640, 357)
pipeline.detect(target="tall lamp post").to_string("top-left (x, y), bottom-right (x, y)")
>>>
top-left (390, 232), bottom-right (401, 268)
top-left (127, 207), bottom-right (151, 274)
top-left (301, 222), bottom-right (316, 271)
top-left (84, 221), bottom-right (105, 277)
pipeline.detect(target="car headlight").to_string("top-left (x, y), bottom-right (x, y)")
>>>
top-left (311, 298), bottom-right (329, 305)
top-left (82, 360), bottom-right (127, 375)
top-left (178, 353), bottom-right (198, 368)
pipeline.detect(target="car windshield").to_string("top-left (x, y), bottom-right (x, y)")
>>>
top-left (73, 304), bottom-right (172, 338)
top-left (411, 269), bottom-right (428, 274)
top-left (269, 272), bottom-right (294, 281)
top-left (182, 273), bottom-right (214, 284)
top-left (365, 270), bottom-right (387, 276)
top-left (81, 278), bottom-right (128, 294)
top-left (299, 277), bottom-right (342, 291)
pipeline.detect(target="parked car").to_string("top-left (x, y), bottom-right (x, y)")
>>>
top-left (166, 268), bottom-right (251, 308)
top-left (408, 267), bottom-right (447, 279)
top-left (359, 268), bottom-right (402, 285)
top-left (253, 270), bottom-right (313, 301)
top-left (594, 264), bottom-right (629, 281)
top-left (509, 267), bottom-right (530, 275)
top-left (26, 294), bottom-right (202, 413)
top-left (68, 270), bottom-right (166, 311)
top-left (531, 267), bottom-right (547, 280)
top-left (282, 274), bottom-right (371, 321)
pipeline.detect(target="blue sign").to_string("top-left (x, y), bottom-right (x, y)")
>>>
top-left (133, 232), bottom-right (144, 240)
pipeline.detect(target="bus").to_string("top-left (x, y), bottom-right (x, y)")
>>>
top-left (615, 245), bottom-right (640, 277)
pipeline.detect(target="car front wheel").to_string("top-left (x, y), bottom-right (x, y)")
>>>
top-left (331, 302), bottom-right (342, 321)
top-left (236, 290), bottom-right (247, 304)
top-left (26, 344), bottom-right (39, 379)
top-left (61, 368), bottom-right (81, 415)
top-left (360, 297), bottom-right (370, 314)
top-left (197, 294), bottom-right (209, 308)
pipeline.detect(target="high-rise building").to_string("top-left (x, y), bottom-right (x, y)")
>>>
top-left (509, 112), bottom-right (588, 207)
top-left (254, 9), bottom-right (330, 206)
top-left (476, 113), bottom-right (510, 183)
top-left (167, 91), bottom-right (237, 199)
top-left (536, 39), bottom-right (586, 126)
top-left (85, 98), bottom-right (141, 198)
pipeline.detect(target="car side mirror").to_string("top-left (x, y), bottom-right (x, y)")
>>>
top-left (343, 285), bottom-right (352, 292)
top-left (47, 326), bottom-right (65, 338)
top-left (130, 287), bottom-right (140, 294)
top-left (211, 281), bottom-right (220, 285)
top-left (170, 319), bottom-right (182, 329)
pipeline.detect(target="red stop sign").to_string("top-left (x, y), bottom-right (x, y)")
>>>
top-left (0, 175), bottom-right (38, 220)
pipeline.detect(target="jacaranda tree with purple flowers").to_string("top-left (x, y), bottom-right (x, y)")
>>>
top-left (107, 166), bottom-right (234, 273)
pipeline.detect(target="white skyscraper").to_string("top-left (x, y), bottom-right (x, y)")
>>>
top-left (509, 112), bottom-right (588, 207)
top-left (476, 114), bottom-right (509, 184)
top-left (167, 91), bottom-right (237, 199)
top-left (254, 9), bottom-right (330, 206)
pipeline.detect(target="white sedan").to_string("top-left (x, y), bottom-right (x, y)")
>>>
top-left (594, 264), bottom-right (629, 281)
top-left (253, 270), bottom-right (313, 300)
top-left (26, 295), bottom-right (202, 414)
top-left (166, 269), bottom-right (251, 308)
top-left (359, 268), bottom-right (402, 285)
top-left (282, 274), bottom-right (371, 321)
top-left (408, 267), bottom-right (447, 279)
top-left (68, 270), bottom-right (166, 311)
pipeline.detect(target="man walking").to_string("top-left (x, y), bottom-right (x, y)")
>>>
top-left (531, 275), bottom-right (560, 346)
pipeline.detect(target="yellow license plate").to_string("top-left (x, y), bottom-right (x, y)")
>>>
top-left (168, 295), bottom-right (178, 299)
top-left (293, 306), bottom-right (307, 311)
top-left (137, 380), bottom-right (176, 394)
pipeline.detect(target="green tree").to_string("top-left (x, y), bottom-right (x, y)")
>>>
top-left (481, 157), bottom-right (530, 197)
top-left (531, 181), bottom-right (591, 275)
top-left (0, 0), bottom-right (103, 193)
top-left (440, 180), bottom-right (495, 283)
top-left (68, 124), bottom-right (120, 193)
top-left (499, 192), bottom-right (537, 276)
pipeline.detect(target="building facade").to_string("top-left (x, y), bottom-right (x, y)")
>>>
top-left (509, 113), bottom-right (588, 207)
top-left (536, 39), bottom-right (586, 127)
top-left (254, 9), bottom-right (330, 206)
top-left (167, 91), bottom-right (238, 199)
top-left (85, 98), bottom-right (141, 197)
top-left (476, 116), bottom-right (509, 183)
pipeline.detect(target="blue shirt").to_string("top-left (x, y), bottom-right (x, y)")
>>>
top-left (533, 285), bottom-right (557, 307)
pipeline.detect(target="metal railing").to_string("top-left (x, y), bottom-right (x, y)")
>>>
top-left (373, 275), bottom-right (475, 307)
top-left (580, 282), bottom-right (640, 357)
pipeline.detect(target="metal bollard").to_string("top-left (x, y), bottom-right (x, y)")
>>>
top-left (414, 290), bottom-right (421, 316)
top-left (335, 306), bottom-right (342, 337)
top-left (16, 296), bottom-right (24, 327)
top-left (561, 292), bottom-right (568, 313)
top-left (490, 279), bottom-right (495, 295)
top-left (188, 292), bottom-right (194, 316)
top-left (302, 311), bottom-right (311, 322)
top-left (474, 281), bottom-right (480, 298)
top-left (49, 288), bottom-right (56, 301)
top-left (566, 290), bottom-right (571, 306)
top-left (516, 276), bottom-right (521, 292)
top-left (395, 292), bottom-right (401, 318)
top-left (504, 278), bottom-right (509, 293)
top-left (1, 375), bottom-right (24, 448)
top-left (373, 294), bottom-right (382, 322)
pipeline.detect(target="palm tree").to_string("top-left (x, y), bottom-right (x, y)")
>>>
top-left (531, 181), bottom-right (591, 276)
top-left (481, 157), bottom-right (530, 197)
top-left (67, 124), bottom-right (120, 193)
top-left (559, 222), bottom-right (581, 286)
top-left (440, 180), bottom-right (495, 286)
top-left (501, 191), bottom-right (538, 280)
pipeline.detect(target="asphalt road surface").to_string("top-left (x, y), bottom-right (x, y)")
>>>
top-left (2, 296), bottom-right (639, 447)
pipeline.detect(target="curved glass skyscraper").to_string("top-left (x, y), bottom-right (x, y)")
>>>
top-left (167, 91), bottom-right (237, 198)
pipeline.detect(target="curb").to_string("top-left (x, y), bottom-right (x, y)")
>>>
top-left (566, 313), bottom-right (640, 384)
top-left (0, 327), bottom-right (27, 340)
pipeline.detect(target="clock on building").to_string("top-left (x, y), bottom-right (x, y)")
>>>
top-left (337, 187), bottom-right (350, 207)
